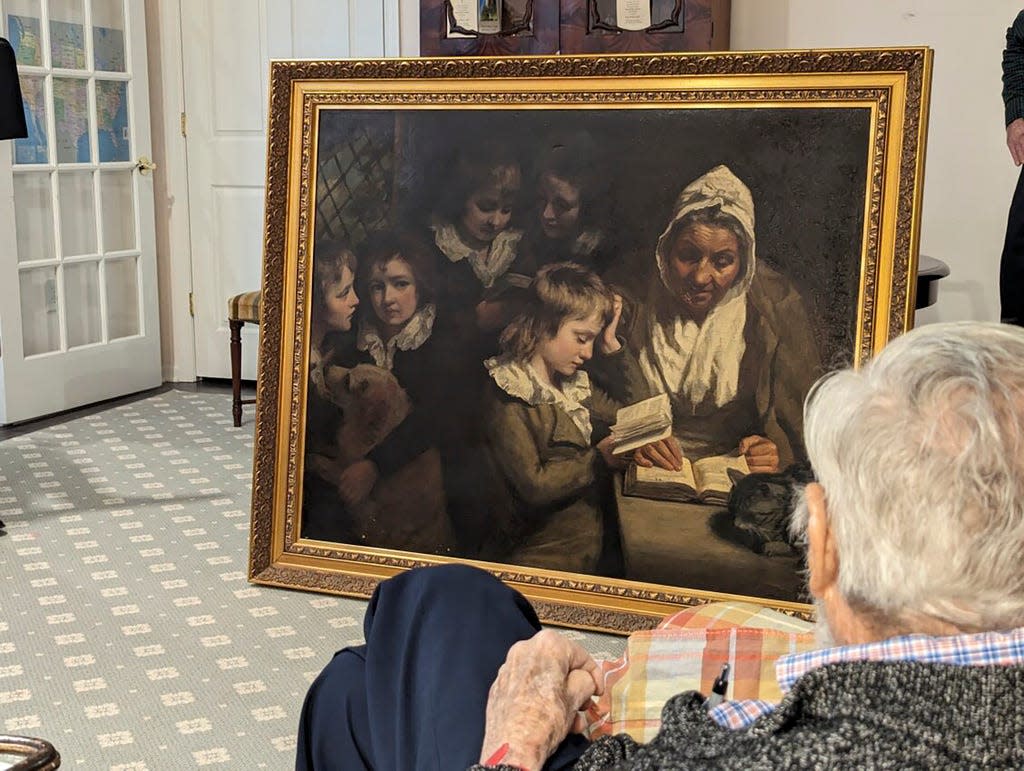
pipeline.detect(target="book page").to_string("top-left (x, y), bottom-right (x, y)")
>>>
top-left (615, 393), bottom-right (669, 427)
top-left (692, 454), bottom-right (750, 495)
top-left (612, 392), bottom-right (672, 455)
top-left (612, 423), bottom-right (672, 455)
top-left (634, 457), bottom-right (696, 491)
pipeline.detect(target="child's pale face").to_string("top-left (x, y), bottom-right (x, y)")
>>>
top-left (461, 177), bottom-right (516, 246)
top-left (323, 264), bottom-right (359, 332)
top-left (535, 311), bottom-right (604, 381)
top-left (368, 258), bottom-right (419, 332)
top-left (538, 172), bottom-right (582, 240)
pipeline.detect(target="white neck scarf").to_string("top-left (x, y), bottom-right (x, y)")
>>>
top-left (485, 356), bottom-right (593, 443)
top-left (356, 303), bottom-right (436, 371)
top-left (432, 222), bottom-right (522, 288)
top-left (638, 165), bottom-right (756, 409)
top-left (637, 294), bottom-right (747, 409)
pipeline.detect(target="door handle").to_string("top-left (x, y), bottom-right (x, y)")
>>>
top-left (135, 156), bottom-right (158, 175)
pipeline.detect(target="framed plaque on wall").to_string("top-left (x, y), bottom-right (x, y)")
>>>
top-left (560, 0), bottom-right (730, 54)
top-left (420, 0), bottom-right (560, 56)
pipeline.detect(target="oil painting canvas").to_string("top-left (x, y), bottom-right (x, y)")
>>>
top-left (249, 50), bottom-right (932, 632)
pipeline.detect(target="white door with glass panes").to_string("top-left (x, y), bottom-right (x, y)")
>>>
top-left (181, 0), bottom-right (400, 380)
top-left (0, 0), bottom-right (159, 424)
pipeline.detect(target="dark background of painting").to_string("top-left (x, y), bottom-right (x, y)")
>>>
top-left (316, 106), bottom-right (871, 370)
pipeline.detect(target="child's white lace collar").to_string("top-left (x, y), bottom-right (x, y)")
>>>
top-left (356, 303), bottom-right (436, 371)
top-left (485, 356), bottom-right (593, 442)
top-left (432, 222), bottom-right (522, 288)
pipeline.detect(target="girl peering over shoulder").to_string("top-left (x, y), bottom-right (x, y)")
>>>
top-left (431, 141), bottom-right (524, 332)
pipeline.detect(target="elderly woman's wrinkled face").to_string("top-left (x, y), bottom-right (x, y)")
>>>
top-left (666, 222), bottom-right (742, 319)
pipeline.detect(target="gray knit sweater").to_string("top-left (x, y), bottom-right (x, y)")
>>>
top-left (472, 660), bottom-right (1024, 769)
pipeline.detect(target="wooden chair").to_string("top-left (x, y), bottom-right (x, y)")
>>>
top-left (227, 291), bottom-right (261, 427)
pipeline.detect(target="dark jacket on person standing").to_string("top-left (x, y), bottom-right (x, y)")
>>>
top-left (0, 38), bottom-right (28, 140)
top-left (1001, 10), bottom-right (1024, 325)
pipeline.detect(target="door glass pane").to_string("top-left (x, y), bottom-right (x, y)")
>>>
top-left (58, 170), bottom-right (96, 255)
top-left (105, 256), bottom-right (139, 339)
top-left (13, 172), bottom-right (56, 262)
top-left (64, 260), bottom-right (102, 346)
top-left (20, 266), bottom-right (61, 356)
top-left (96, 80), bottom-right (129, 161)
top-left (91, 0), bottom-right (126, 72)
top-left (13, 75), bottom-right (48, 164)
top-left (53, 77), bottom-right (91, 162)
top-left (7, 4), bottom-right (43, 66)
top-left (99, 169), bottom-right (134, 250)
top-left (48, 0), bottom-right (86, 69)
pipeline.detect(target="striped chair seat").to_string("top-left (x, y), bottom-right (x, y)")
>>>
top-left (227, 291), bottom-right (261, 323)
top-left (227, 290), bottom-right (261, 426)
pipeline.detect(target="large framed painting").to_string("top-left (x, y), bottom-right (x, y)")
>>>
top-left (249, 49), bottom-right (932, 633)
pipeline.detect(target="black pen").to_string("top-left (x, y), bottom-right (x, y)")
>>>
top-left (703, 663), bottom-right (730, 711)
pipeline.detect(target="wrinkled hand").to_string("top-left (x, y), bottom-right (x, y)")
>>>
top-left (738, 435), bottom-right (780, 473)
top-left (599, 293), bottom-right (624, 355)
top-left (596, 435), bottom-right (627, 471)
top-left (1009, 118), bottom-right (1024, 165)
top-left (479, 630), bottom-right (603, 771)
top-left (633, 436), bottom-right (684, 471)
top-left (337, 459), bottom-right (379, 506)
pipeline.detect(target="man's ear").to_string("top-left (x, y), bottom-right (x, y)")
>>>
top-left (805, 482), bottom-right (839, 600)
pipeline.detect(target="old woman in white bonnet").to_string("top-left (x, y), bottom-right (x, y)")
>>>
top-left (627, 164), bottom-right (821, 472)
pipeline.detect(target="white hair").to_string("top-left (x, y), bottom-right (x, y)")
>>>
top-left (791, 321), bottom-right (1024, 632)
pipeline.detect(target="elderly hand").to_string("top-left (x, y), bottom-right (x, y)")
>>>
top-left (337, 459), bottom-right (379, 506)
top-left (479, 630), bottom-right (603, 771)
top-left (599, 293), bottom-right (624, 355)
top-left (738, 435), bottom-right (780, 473)
top-left (633, 436), bottom-right (684, 471)
top-left (1009, 118), bottom-right (1024, 165)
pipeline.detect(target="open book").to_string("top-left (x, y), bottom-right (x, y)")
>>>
top-left (623, 453), bottom-right (750, 506)
top-left (611, 393), bottom-right (672, 455)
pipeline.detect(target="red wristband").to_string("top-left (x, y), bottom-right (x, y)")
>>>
top-left (482, 742), bottom-right (528, 770)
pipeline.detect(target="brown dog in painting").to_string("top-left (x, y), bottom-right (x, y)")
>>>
top-left (305, 363), bottom-right (454, 555)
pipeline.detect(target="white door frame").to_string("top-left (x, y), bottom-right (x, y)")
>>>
top-left (145, 0), bottom-right (196, 383)
top-left (161, 0), bottom-right (407, 383)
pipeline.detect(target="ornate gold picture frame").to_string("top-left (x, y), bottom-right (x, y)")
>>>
top-left (249, 50), bottom-right (932, 633)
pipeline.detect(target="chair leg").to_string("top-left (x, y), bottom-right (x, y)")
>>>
top-left (230, 319), bottom-right (244, 427)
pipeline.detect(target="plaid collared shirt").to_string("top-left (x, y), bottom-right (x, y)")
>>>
top-left (710, 625), bottom-right (1024, 729)
top-left (1004, 10), bottom-right (1024, 124)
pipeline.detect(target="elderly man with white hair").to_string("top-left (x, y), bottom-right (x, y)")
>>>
top-left (296, 321), bottom-right (1024, 771)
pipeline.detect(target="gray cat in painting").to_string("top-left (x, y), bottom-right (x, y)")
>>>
top-left (726, 464), bottom-right (814, 557)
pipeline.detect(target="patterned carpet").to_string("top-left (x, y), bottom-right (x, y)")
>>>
top-left (0, 389), bottom-right (625, 769)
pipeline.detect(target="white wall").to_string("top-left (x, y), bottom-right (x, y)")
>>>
top-left (732, 0), bottom-right (1020, 324)
top-left (146, 0), bottom-right (404, 382)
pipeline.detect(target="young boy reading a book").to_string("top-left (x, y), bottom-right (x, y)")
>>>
top-left (478, 263), bottom-right (643, 574)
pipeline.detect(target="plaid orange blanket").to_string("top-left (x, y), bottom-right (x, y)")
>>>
top-left (583, 602), bottom-right (817, 741)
